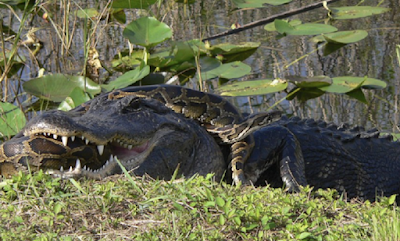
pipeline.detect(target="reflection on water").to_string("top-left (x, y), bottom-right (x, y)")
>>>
top-left (2, 0), bottom-right (400, 131)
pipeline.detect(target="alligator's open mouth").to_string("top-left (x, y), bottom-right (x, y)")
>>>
top-left (27, 129), bottom-right (170, 179)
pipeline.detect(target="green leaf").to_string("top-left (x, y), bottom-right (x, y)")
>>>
top-left (320, 76), bottom-right (364, 93)
top-left (208, 42), bottom-right (260, 62)
top-left (217, 79), bottom-right (288, 96)
top-left (0, 49), bottom-right (25, 77)
top-left (232, 0), bottom-right (292, 8)
top-left (58, 87), bottom-right (92, 111)
top-left (75, 8), bottom-right (99, 18)
top-left (215, 197), bottom-right (225, 207)
top-left (362, 77), bottom-right (387, 89)
top-left (287, 75), bottom-right (332, 88)
top-left (111, 0), bottom-right (158, 9)
top-left (23, 74), bottom-right (101, 102)
top-left (288, 23), bottom-right (337, 35)
top-left (123, 17), bottom-right (172, 48)
top-left (201, 61), bottom-right (251, 80)
top-left (388, 195), bottom-right (397, 205)
top-left (274, 19), bottom-right (294, 35)
top-left (331, 6), bottom-right (390, 20)
top-left (111, 9), bottom-right (127, 24)
top-left (346, 88), bottom-right (367, 104)
top-left (263, 0), bottom-right (292, 6)
top-left (101, 65), bottom-right (150, 91)
top-left (297, 232), bottom-right (312, 239)
top-left (54, 203), bottom-right (63, 215)
top-left (264, 19), bottom-right (301, 31)
top-left (287, 87), bottom-right (326, 102)
top-left (219, 215), bottom-right (226, 225)
top-left (112, 49), bottom-right (145, 70)
top-left (147, 39), bottom-right (206, 72)
top-left (322, 43), bottom-right (347, 56)
top-left (198, 56), bottom-right (221, 72)
top-left (322, 30), bottom-right (368, 44)
top-left (319, 76), bottom-right (386, 93)
top-left (0, 102), bottom-right (26, 137)
top-left (274, 20), bottom-right (337, 35)
top-left (233, 216), bottom-right (241, 226)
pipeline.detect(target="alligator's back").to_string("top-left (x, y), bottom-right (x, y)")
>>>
top-left (246, 116), bottom-right (400, 201)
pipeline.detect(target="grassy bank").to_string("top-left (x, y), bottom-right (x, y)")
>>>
top-left (0, 172), bottom-right (399, 240)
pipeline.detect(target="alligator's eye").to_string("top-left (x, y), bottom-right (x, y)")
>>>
top-left (129, 98), bottom-right (141, 109)
top-left (121, 97), bottom-right (142, 113)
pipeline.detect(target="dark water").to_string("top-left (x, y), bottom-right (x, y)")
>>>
top-left (3, 0), bottom-right (400, 132)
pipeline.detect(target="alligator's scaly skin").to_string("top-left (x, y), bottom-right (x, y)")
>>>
top-left (244, 116), bottom-right (400, 201)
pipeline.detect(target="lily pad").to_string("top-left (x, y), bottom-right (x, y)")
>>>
top-left (102, 65), bottom-right (150, 91)
top-left (201, 61), bottom-right (251, 80)
top-left (23, 74), bottom-right (101, 102)
top-left (322, 43), bottom-right (347, 56)
top-left (264, 19), bottom-right (301, 32)
top-left (274, 20), bottom-right (337, 36)
top-left (0, 102), bottom-right (26, 137)
top-left (208, 42), bottom-right (260, 62)
top-left (216, 79), bottom-right (288, 96)
top-left (111, 0), bottom-right (158, 9)
top-left (322, 30), bottom-right (368, 44)
top-left (286, 75), bottom-right (332, 88)
top-left (123, 17), bottom-right (172, 48)
top-left (208, 42), bottom-right (260, 55)
top-left (330, 6), bottom-right (390, 20)
top-left (232, 0), bottom-right (292, 8)
top-left (58, 87), bottom-right (92, 111)
top-left (112, 49), bottom-right (145, 70)
top-left (346, 88), bottom-right (367, 104)
top-left (287, 87), bottom-right (326, 102)
top-left (319, 76), bottom-right (386, 93)
top-left (111, 9), bottom-right (126, 24)
top-left (148, 39), bottom-right (206, 69)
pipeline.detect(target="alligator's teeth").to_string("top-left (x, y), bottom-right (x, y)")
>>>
top-left (69, 166), bottom-right (73, 172)
top-left (85, 138), bottom-right (89, 145)
top-left (60, 166), bottom-right (64, 172)
top-left (83, 165), bottom-right (87, 170)
top-left (97, 145), bottom-right (104, 155)
top-left (81, 136), bottom-right (85, 140)
top-left (128, 145), bottom-right (133, 150)
top-left (75, 159), bottom-right (81, 170)
top-left (61, 136), bottom-right (68, 146)
top-left (71, 136), bottom-right (75, 142)
top-left (53, 134), bottom-right (58, 139)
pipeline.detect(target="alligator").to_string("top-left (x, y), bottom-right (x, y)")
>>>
top-left (0, 85), bottom-right (281, 184)
top-left (1, 85), bottom-right (400, 201)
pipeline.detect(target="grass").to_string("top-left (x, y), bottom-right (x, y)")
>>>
top-left (1, 171), bottom-right (399, 240)
top-left (1, 1), bottom-right (400, 241)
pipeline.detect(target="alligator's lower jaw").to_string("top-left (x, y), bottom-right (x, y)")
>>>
top-left (45, 142), bottom-right (153, 180)
top-left (46, 156), bottom-right (120, 179)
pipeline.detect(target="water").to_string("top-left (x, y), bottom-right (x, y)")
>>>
top-left (2, 0), bottom-right (400, 132)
